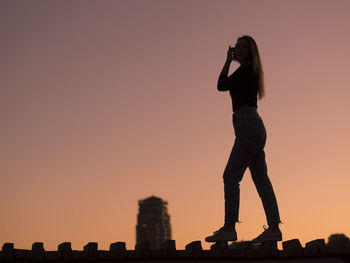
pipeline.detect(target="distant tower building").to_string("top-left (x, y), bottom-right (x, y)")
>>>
top-left (136, 195), bottom-right (172, 249)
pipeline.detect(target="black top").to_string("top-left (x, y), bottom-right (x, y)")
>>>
top-left (217, 63), bottom-right (259, 112)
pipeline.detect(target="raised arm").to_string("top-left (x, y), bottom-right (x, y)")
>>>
top-left (217, 46), bottom-right (234, 91)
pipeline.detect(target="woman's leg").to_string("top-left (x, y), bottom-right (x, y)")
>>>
top-left (223, 136), bottom-right (263, 225)
top-left (248, 140), bottom-right (281, 225)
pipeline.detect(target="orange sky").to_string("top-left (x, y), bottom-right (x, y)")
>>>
top-left (1, 0), bottom-right (349, 251)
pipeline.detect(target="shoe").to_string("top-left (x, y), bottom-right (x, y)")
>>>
top-left (205, 226), bottom-right (237, 242)
top-left (252, 225), bottom-right (282, 244)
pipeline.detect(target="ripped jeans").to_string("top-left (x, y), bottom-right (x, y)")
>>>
top-left (223, 106), bottom-right (281, 224)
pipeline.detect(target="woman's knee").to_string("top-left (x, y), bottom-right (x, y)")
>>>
top-left (223, 170), bottom-right (242, 185)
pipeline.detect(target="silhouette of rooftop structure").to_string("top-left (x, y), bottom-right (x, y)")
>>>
top-left (2, 201), bottom-right (348, 262)
top-left (1, 237), bottom-right (350, 262)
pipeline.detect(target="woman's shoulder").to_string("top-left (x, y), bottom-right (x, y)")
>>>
top-left (228, 63), bottom-right (254, 79)
top-left (241, 63), bottom-right (254, 69)
top-left (242, 63), bottom-right (257, 76)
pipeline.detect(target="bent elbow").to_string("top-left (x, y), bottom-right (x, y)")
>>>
top-left (217, 85), bottom-right (228, 92)
top-left (217, 77), bottom-right (229, 91)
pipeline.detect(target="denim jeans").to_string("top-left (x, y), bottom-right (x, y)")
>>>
top-left (223, 106), bottom-right (281, 224)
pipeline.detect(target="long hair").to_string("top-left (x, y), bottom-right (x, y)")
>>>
top-left (238, 35), bottom-right (265, 99)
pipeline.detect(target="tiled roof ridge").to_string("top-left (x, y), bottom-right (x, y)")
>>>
top-left (1, 238), bottom-right (349, 261)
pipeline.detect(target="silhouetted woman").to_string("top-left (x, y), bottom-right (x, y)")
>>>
top-left (205, 35), bottom-right (282, 243)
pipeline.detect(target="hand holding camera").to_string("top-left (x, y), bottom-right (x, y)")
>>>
top-left (226, 45), bottom-right (236, 62)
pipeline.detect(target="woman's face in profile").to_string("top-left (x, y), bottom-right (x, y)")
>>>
top-left (234, 38), bottom-right (251, 63)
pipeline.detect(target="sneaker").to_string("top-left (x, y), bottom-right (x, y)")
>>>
top-left (252, 225), bottom-right (282, 244)
top-left (205, 226), bottom-right (237, 242)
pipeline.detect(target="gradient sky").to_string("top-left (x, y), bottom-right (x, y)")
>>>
top-left (1, 0), bottom-right (349, 251)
